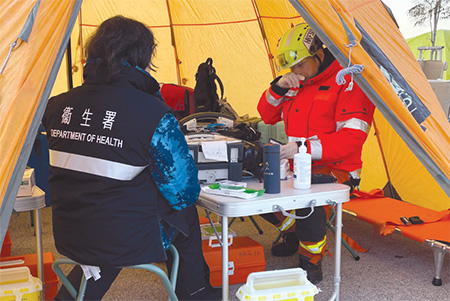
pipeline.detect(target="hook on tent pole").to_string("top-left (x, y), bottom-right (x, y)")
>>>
top-left (1, 0), bottom-right (42, 75)
top-left (335, 44), bottom-right (364, 91)
top-left (0, 40), bottom-right (18, 75)
top-left (333, 9), bottom-right (364, 91)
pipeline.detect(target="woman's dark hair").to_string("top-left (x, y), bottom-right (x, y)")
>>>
top-left (85, 15), bottom-right (157, 81)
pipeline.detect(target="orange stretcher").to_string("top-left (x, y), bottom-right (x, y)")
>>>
top-left (343, 189), bottom-right (450, 286)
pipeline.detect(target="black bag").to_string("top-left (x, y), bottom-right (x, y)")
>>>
top-left (193, 58), bottom-right (224, 113)
top-left (216, 123), bottom-right (261, 143)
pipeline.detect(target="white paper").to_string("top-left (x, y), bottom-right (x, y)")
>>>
top-left (201, 140), bottom-right (228, 161)
top-left (80, 265), bottom-right (102, 281)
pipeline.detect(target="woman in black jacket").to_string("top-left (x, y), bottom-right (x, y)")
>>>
top-left (42, 15), bottom-right (220, 300)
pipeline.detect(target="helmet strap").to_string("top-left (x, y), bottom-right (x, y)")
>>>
top-left (313, 53), bottom-right (323, 65)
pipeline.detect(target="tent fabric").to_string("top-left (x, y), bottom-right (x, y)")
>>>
top-left (0, 0), bottom-right (82, 245)
top-left (50, 0), bottom-right (304, 117)
top-left (407, 29), bottom-right (450, 80)
top-left (1, 0), bottom-right (450, 247)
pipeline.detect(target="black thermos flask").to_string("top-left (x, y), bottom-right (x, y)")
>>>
top-left (263, 144), bottom-right (280, 194)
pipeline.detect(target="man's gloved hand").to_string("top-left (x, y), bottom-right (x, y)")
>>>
top-left (280, 142), bottom-right (299, 159)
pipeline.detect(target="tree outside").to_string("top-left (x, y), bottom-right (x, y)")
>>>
top-left (407, 0), bottom-right (450, 46)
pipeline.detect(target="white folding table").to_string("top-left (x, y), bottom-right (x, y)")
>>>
top-left (197, 179), bottom-right (350, 301)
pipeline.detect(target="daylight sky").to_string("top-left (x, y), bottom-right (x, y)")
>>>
top-left (382, 0), bottom-right (450, 39)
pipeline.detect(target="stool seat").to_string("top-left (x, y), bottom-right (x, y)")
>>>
top-left (52, 244), bottom-right (179, 301)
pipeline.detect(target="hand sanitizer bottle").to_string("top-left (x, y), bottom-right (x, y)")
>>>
top-left (293, 138), bottom-right (311, 189)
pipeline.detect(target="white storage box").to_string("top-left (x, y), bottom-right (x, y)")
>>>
top-left (17, 168), bottom-right (35, 197)
top-left (0, 266), bottom-right (42, 301)
top-left (236, 268), bottom-right (319, 301)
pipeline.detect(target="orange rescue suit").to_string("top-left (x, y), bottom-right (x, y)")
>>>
top-left (258, 59), bottom-right (375, 173)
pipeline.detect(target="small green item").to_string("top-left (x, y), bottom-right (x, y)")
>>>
top-left (206, 183), bottom-right (265, 198)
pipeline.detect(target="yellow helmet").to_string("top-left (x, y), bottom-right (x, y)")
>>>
top-left (276, 23), bottom-right (323, 69)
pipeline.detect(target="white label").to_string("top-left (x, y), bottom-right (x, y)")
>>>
top-left (293, 154), bottom-right (311, 189)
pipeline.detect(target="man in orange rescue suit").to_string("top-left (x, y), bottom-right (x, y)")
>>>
top-left (258, 23), bottom-right (375, 284)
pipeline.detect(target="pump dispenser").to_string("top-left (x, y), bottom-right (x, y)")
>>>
top-left (293, 138), bottom-right (311, 189)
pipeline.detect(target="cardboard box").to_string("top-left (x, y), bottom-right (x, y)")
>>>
top-left (17, 168), bottom-right (35, 197)
top-left (0, 252), bottom-right (58, 300)
top-left (0, 266), bottom-right (42, 301)
top-left (202, 236), bottom-right (266, 287)
top-left (0, 230), bottom-right (12, 258)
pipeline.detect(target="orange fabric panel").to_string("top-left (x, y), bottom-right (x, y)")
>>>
top-left (0, 0), bottom-right (78, 207)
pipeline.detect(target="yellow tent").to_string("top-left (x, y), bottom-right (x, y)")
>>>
top-left (50, 0), bottom-right (304, 116)
top-left (1, 0), bottom-right (450, 245)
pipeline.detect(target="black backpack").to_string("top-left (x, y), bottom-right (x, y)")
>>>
top-left (193, 58), bottom-right (224, 113)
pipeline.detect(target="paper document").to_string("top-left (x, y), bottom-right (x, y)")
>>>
top-left (201, 140), bottom-right (228, 161)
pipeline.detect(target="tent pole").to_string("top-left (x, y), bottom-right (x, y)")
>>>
top-left (373, 118), bottom-right (395, 198)
top-left (78, 9), bottom-right (84, 86)
top-left (66, 39), bottom-right (73, 90)
top-left (165, 0), bottom-right (182, 85)
top-left (251, 0), bottom-right (277, 79)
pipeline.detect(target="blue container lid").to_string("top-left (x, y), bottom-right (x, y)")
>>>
top-left (263, 143), bottom-right (280, 153)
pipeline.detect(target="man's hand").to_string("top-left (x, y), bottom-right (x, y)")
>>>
top-left (280, 142), bottom-right (299, 159)
top-left (276, 73), bottom-right (305, 89)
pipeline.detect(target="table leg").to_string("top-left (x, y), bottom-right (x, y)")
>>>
top-left (34, 209), bottom-right (44, 301)
top-left (221, 215), bottom-right (229, 301)
top-left (330, 203), bottom-right (343, 301)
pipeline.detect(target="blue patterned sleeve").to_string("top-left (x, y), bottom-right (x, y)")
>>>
top-left (150, 113), bottom-right (200, 210)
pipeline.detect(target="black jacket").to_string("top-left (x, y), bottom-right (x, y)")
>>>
top-left (42, 63), bottom-right (188, 266)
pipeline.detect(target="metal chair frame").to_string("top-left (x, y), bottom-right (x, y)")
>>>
top-left (52, 245), bottom-right (179, 301)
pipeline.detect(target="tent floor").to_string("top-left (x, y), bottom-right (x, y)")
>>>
top-left (4, 206), bottom-right (450, 300)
